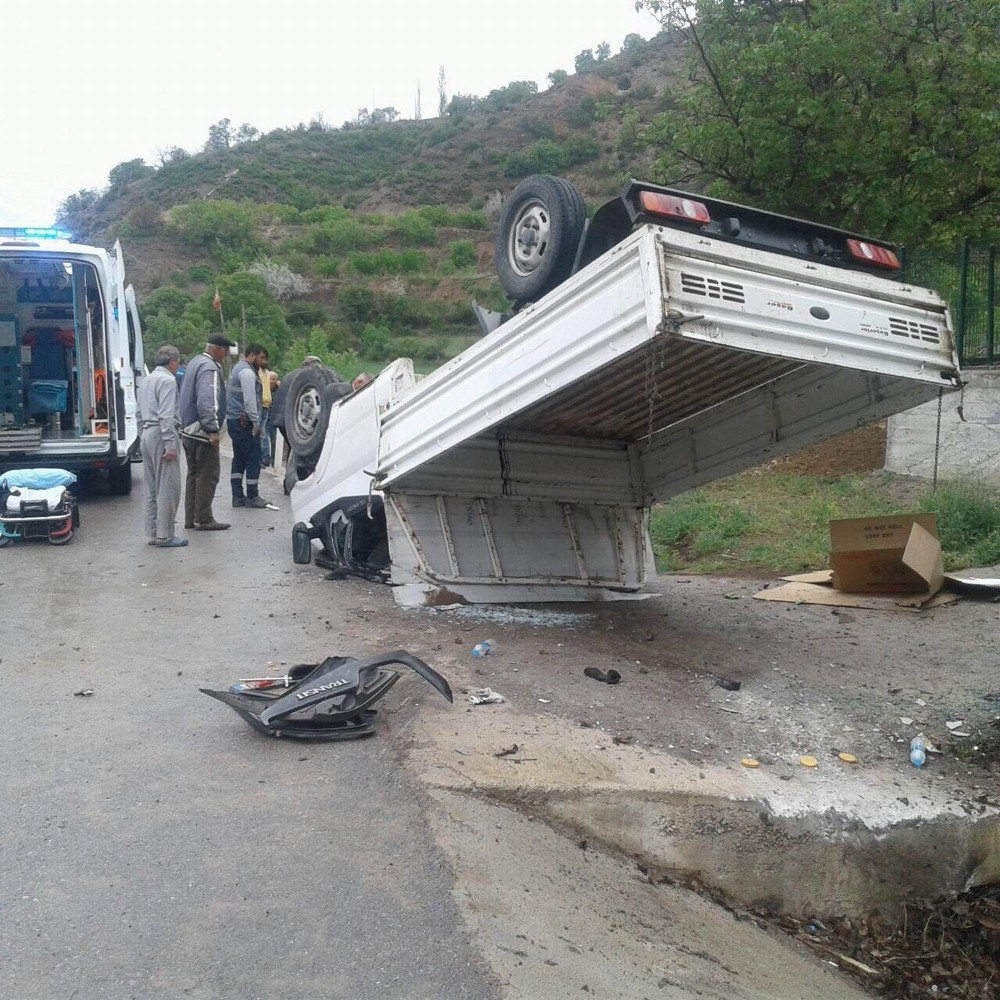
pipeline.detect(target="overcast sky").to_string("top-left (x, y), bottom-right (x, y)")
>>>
top-left (1, 0), bottom-right (659, 227)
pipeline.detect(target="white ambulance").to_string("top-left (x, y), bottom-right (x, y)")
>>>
top-left (0, 228), bottom-right (143, 494)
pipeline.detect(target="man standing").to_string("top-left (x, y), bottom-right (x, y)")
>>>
top-left (226, 343), bottom-right (269, 509)
top-left (138, 345), bottom-right (185, 548)
top-left (258, 350), bottom-right (277, 468)
top-left (178, 334), bottom-right (232, 531)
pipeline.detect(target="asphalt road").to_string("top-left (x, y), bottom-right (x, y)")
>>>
top-left (0, 469), bottom-right (501, 1000)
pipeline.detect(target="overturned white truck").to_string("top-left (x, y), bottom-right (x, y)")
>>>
top-left (290, 176), bottom-right (960, 607)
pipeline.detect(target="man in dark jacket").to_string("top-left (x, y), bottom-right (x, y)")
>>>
top-left (178, 334), bottom-right (232, 530)
top-left (226, 342), bottom-right (268, 508)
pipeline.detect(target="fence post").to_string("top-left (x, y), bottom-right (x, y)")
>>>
top-left (988, 244), bottom-right (996, 367)
top-left (956, 237), bottom-right (970, 363)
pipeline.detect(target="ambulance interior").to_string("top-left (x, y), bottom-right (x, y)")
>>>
top-left (0, 257), bottom-right (110, 441)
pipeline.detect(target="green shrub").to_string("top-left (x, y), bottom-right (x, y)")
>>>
top-left (308, 216), bottom-right (375, 253)
top-left (122, 203), bottom-right (162, 237)
top-left (453, 210), bottom-right (488, 230)
top-left (520, 117), bottom-right (555, 140)
top-left (448, 240), bottom-right (476, 269)
top-left (567, 96), bottom-right (598, 128)
top-left (360, 323), bottom-right (391, 357)
top-left (416, 205), bottom-right (453, 226)
top-left (340, 286), bottom-right (378, 323)
top-left (348, 250), bottom-right (428, 275)
top-left (561, 135), bottom-right (601, 167)
top-left (187, 264), bottom-right (214, 283)
top-left (503, 140), bottom-right (567, 178)
top-left (172, 200), bottom-right (261, 253)
top-left (390, 211), bottom-right (437, 246)
top-left (313, 256), bottom-right (341, 277)
top-left (141, 286), bottom-right (193, 321)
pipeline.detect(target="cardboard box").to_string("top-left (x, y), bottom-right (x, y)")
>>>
top-left (829, 514), bottom-right (942, 596)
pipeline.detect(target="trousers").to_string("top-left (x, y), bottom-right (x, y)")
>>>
top-left (141, 426), bottom-right (182, 540)
top-left (183, 436), bottom-right (221, 526)
top-left (228, 417), bottom-right (261, 499)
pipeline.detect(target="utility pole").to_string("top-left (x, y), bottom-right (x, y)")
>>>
top-left (415, 79), bottom-right (422, 120)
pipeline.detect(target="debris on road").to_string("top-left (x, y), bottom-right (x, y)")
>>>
top-left (909, 736), bottom-right (927, 767)
top-left (715, 677), bottom-right (742, 692)
top-left (741, 758), bottom-right (760, 768)
top-left (471, 641), bottom-right (492, 658)
top-left (494, 744), bottom-right (519, 758)
top-left (73, 688), bottom-right (94, 697)
top-left (584, 666), bottom-right (622, 685)
top-left (837, 752), bottom-right (858, 764)
top-left (946, 720), bottom-right (965, 730)
top-left (201, 649), bottom-right (453, 741)
top-left (612, 734), bottom-right (635, 746)
top-left (799, 755), bottom-right (819, 768)
top-left (469, 687), bottom-right (506, 705)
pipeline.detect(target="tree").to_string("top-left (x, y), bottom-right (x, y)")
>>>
top-left (595, 41), bottom-right (611, 61)
top-left (574, 49), bottom-right (597, 73)
top-left (620, 32), bottom-right (645, 54)
top-left (155, 146), bottom-right (190, 167)
top-left (205, 118), bottom-right (234, 151)
top-left (547, 69), bottom-right (569, 86)
top-left (638, 0), bottom-right (1000, 244)
top-left (235, 122), bottom-right (260, 144)
top-left (437, 66), bottom-right (447, 117)
top-left (108, 158), bottom-right (152, 188)
top-left (55, 189), bottom-right (99, 233)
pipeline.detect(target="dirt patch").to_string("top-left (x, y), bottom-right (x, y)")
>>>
top-left (770, 423), bottom-right (887, 477)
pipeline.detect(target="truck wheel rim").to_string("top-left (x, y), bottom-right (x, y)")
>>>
top-left (296, 387), bottom-right (322, 435)
top-left (508, 200), bottom-right (550, 276)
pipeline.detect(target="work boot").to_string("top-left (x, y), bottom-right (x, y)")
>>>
top-left (245, 496), bottom-right (269, 509)
top-left (194, 520), bottom-right (231, 530)
top-left (232, 496), bottom-right (247, 507)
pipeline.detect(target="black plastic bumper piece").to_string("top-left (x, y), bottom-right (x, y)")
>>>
top-left (201, 649), bottom-right (453, 741)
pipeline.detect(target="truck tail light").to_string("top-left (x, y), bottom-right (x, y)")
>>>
top-left (639, 191), bottom-right (711, 226)
top-left (846, 239), bottom-right (900, 270)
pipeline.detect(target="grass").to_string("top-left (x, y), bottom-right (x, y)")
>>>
top-left (650, 471), bottom-right (1000, 575)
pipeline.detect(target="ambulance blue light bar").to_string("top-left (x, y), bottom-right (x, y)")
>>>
top-left (0, 227), bottom-right (73, 240)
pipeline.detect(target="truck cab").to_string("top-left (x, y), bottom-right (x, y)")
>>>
top-left (0, 229), bottom-right (143, 494)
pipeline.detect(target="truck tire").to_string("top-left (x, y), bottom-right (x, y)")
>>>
top-left (283, 365), bottom-right (341, 462)
top-left (495, 175), bottom-right (587, 303)
top-left (108, 464), bottom-right (133, 496)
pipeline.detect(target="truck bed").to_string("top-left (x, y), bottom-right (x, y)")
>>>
top-left (296, 223), bottom-right (958, 606)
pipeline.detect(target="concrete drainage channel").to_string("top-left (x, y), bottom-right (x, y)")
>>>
top-left (540, 790), bottom-right (1000, 921)
top-left (410, 706), bottom-right (1000, 997)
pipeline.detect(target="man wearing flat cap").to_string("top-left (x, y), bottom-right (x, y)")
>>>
top-left (178, 334), bottom-right (233, 531)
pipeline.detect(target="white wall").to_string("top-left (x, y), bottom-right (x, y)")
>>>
top-left (885, 370), bottom-right (1000, 481)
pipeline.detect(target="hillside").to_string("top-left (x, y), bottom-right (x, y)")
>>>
top-left (60, 32), bottom-right (688, 376)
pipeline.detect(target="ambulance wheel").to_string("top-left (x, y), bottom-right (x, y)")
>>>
top-left (108, 464), bottom-right (133, 496)
top-left (49, 530), bottom-right (73, 546)
top-left (0, 534), bottom-right (11, 547)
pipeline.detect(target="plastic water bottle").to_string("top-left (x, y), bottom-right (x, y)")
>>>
top-left (471, 640), bottom-right (492, 658)
top-left (909, 736), bottom-right (927, 768)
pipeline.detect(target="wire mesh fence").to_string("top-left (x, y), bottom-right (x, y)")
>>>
top-left (901, 240), bottom-right (998, 367)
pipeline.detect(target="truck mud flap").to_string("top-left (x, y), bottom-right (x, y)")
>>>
top-left (292, 521), bottom-right (316, 564)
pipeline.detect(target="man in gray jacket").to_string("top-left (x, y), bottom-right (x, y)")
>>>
top-left (178, 333), bottom-right (232, 530)
top-left (138, 345), bottom-right (185, 547)
top-left (226, 342), bottom-right (269, 508)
